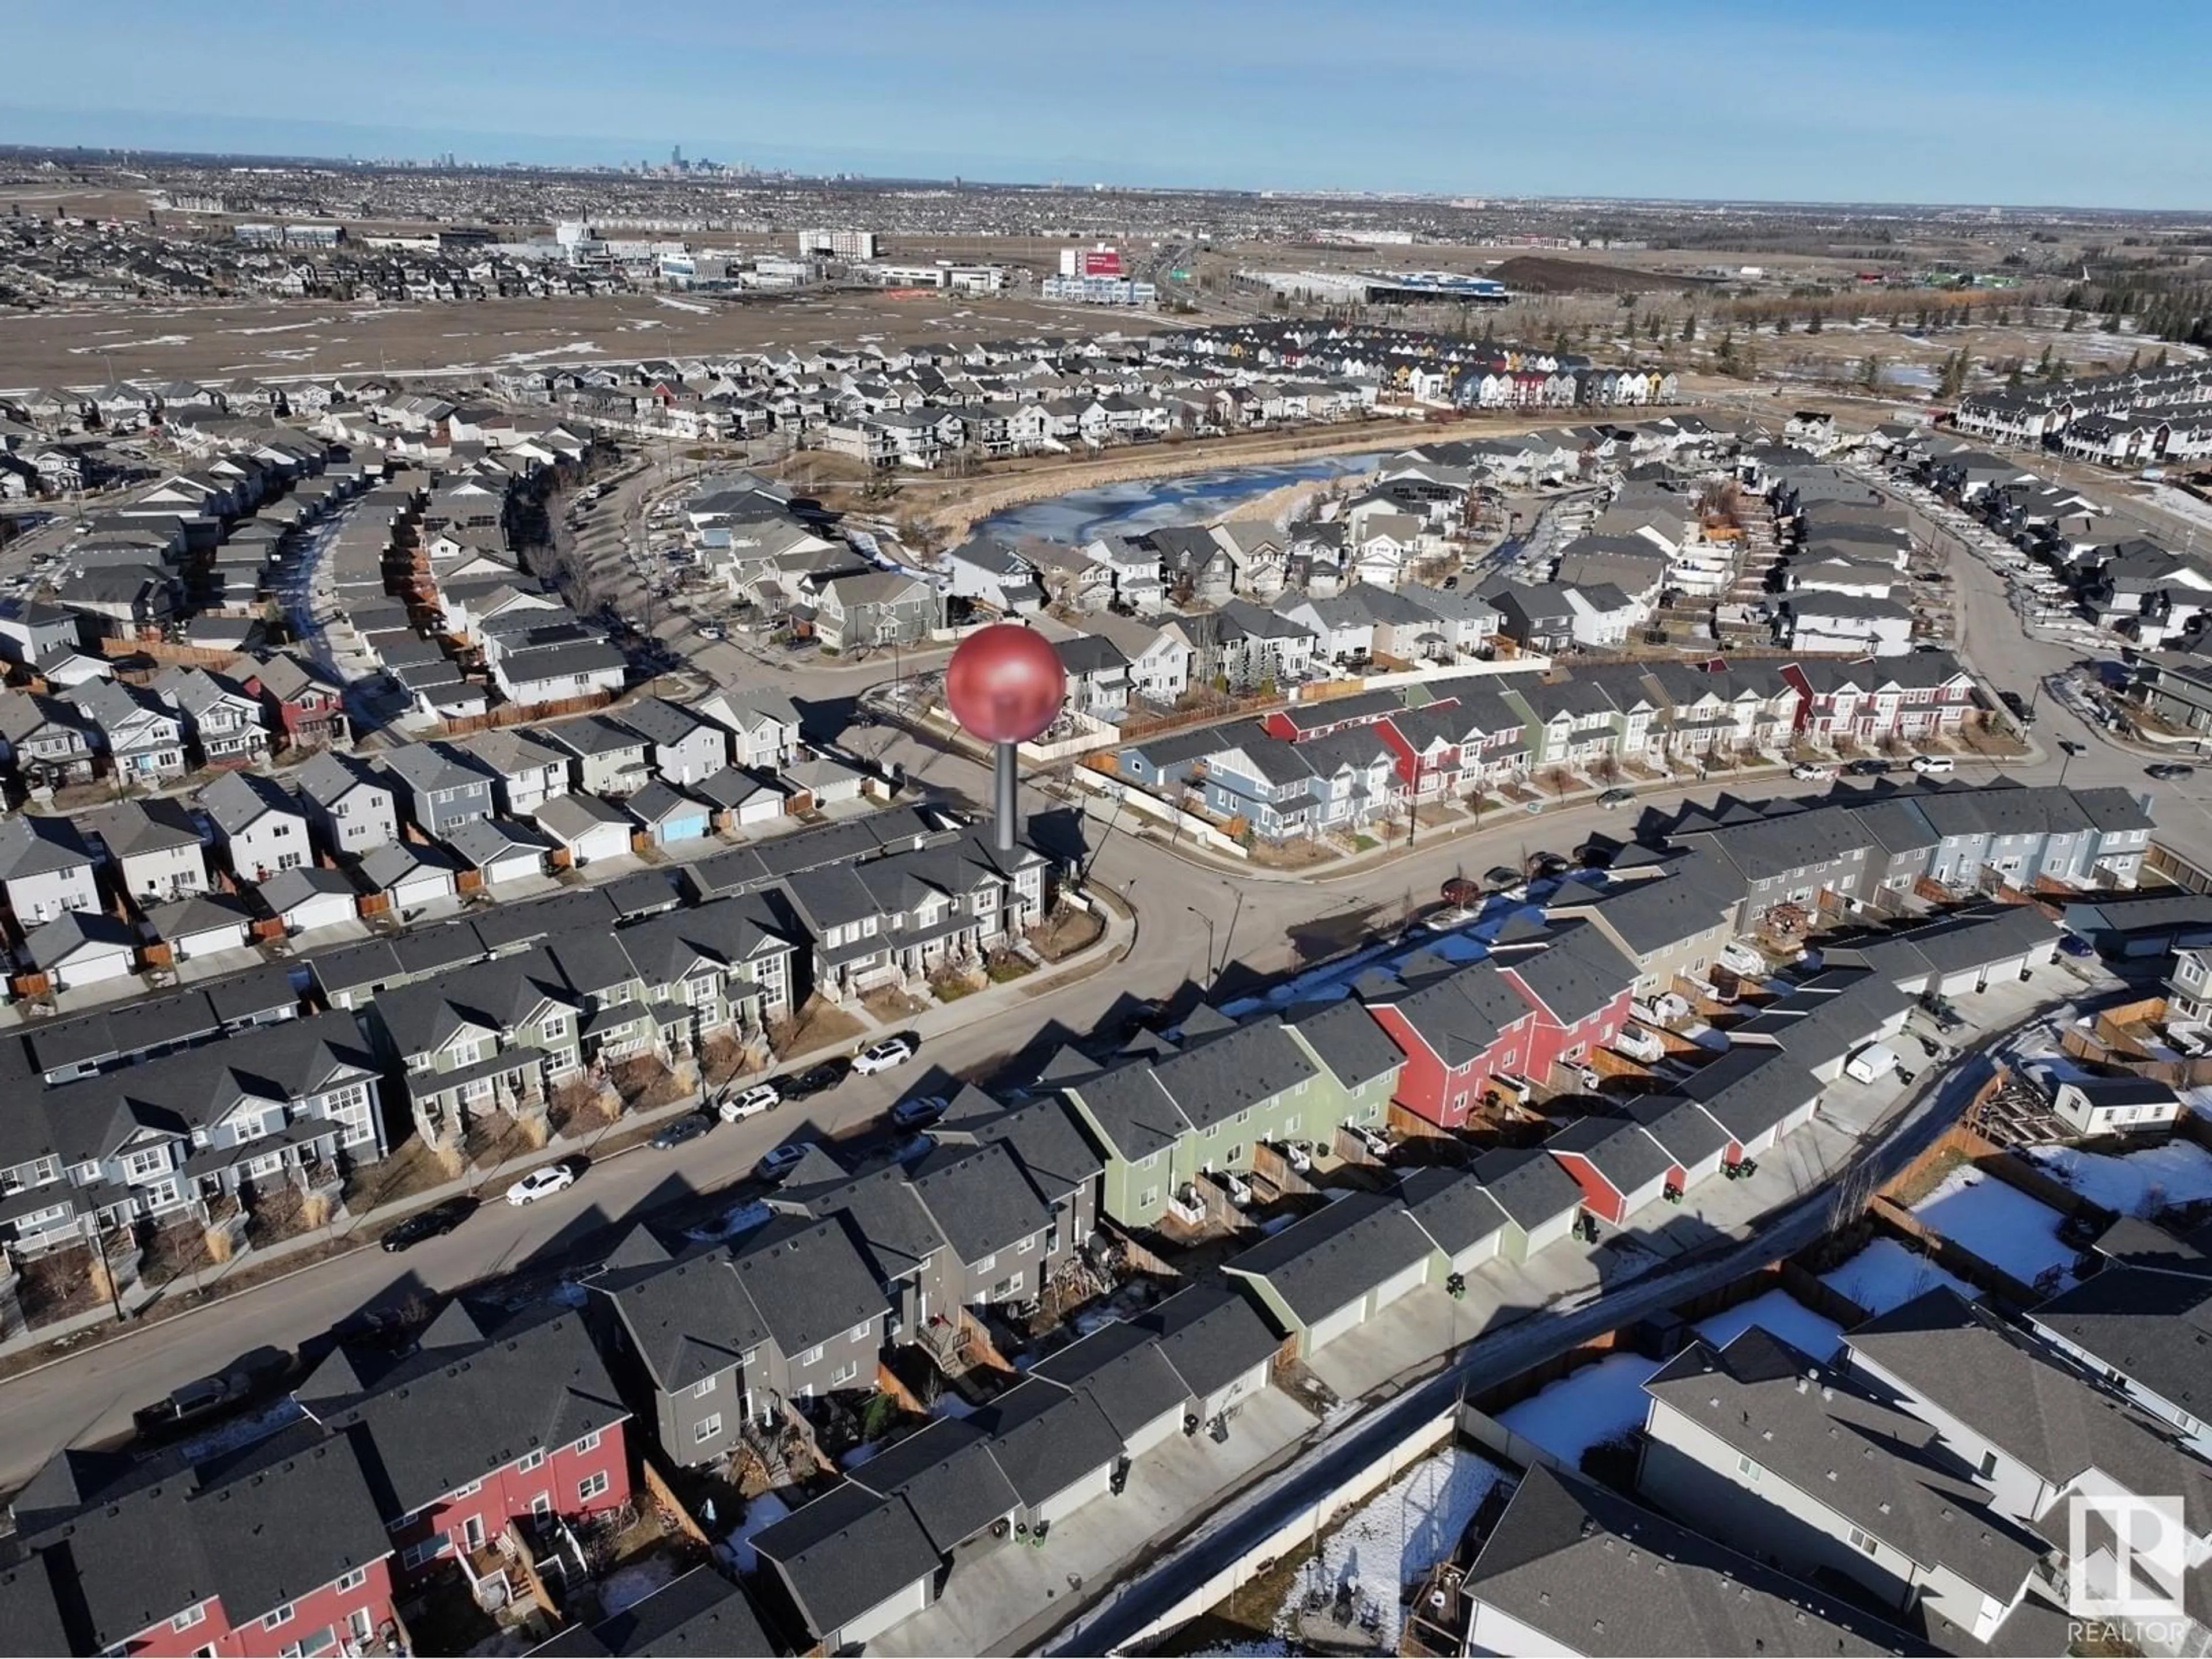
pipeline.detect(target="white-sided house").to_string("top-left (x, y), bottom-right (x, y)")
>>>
top-left (536, 791), bottom-right (635, 870)
top-left (256, 865), bottom-right (359, 935)
top-left (294, 750), bottom-right (400, 859)
top-left (616, 697), bottom-right (729, 787)
top-left (0, 814), bottom-right (100, 926)
top-left (2048, 1075), bottom-right (2183, 1137)
top-left (1780, 593), bottom-right (1916, 657)
top-left (199, 769), bottom-right (312, 884)
top-left (1636, 1329), bottom-right (2046, 1646)
top-left (694, 767), bottom-right (791, 831)
top-left (145, 892), bottom-right (255, 963)
top-left (22, 910), bottom-right (138, 991)
top-left (77, 798), bottom-right (208, 904)
top-left (694, 690), bottom-right (802, 771)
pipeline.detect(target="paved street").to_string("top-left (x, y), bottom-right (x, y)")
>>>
top-left (3, 438), bottom-right (2208, 1513)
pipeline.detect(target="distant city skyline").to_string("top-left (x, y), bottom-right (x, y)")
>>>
top-left (7, 0), bottom-right (2212, 210)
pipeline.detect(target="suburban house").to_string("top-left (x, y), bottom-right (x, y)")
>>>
top-left (295, 750), bottom-right (401, 858)
top-left (615, 697), bottom-right (729, 787)
top-left (380, 741), bottom-right (499, 838)
top-left (545, 713), bottom-right (654, 797)
top-left (74, 797), bottom-right (206, 907)
top-left (0, 815), bottom-right (100, 926)
top-left (244, 649), bottom-right (348, 750)
top-left (154, 665), bottom-right (270, 768)
top-left (452, 725), bottom-right (574, 816)
top-left (66, 678), bottom-right (187, 783)
top-left (199, 768), bottom-right (313, 882)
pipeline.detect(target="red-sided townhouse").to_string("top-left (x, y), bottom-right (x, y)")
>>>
top-left (4, 1431), bottom-right (401, 1658)
top-left (1362, 921), bottom-right (1639, 1130)
top-left (1490, 921), bottom-right (1638, 1085)
top-left (296, 1301), bottom-right (634, 1583)
top-left (241, 651), bottom-right (348, 753)
top-left (1362, 956), bottom-right (1543, 1130)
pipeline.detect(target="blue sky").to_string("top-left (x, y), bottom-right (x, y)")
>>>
top-left (5, 0), bottom-right (2209, 207)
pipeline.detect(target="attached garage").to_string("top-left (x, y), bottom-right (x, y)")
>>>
top-left (1628, 1095), bottom-right (1733, 1197)
top-left (444, 817), bottom-right (554, 890)
top-left (1032, 1322), bottom-right (1191, 1461)
top-left (1677, 1048), bottom-right (1824, 1165)
top-left (258, 866), bottom-right (358, 935)
top-left (536, 793), bottom-right (633, 869)
top-left (627, 781), bottom-right (713, 847)
top-left (359, 843), bottom-right (459, 914)
top-left (1544, 1115), bottom-right (1677, 1228)
top-left (751, 1482), bottom-right (941, 1653)
top-left (978, 1377), bottom-right (1126, 1529)
top-left (1470, 1145), bottom-right (1587, 1265)
top-left (146, 893), bottom-right (255, 963)
top-left (24, 911), bottom-right (136, 991)
top-left (1222, 1190), bottom-right (1438, 1359)
top-left (848, 1417), bottom-right (1020, 1558)
top-left (1401, 1166), bottom-right (1509, 1286)
top-left (1143, 1283), bottom-right (1282, 1423)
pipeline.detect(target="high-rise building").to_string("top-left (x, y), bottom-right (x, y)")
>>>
top-left (797, 229), bottom-right (879, 260)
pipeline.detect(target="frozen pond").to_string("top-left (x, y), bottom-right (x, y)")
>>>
top-left (978, 450), bottom-right (1394, 544)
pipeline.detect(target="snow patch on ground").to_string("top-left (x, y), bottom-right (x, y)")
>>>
top-left (2029, 1141), bottom-right (2212, 1217)
top-left (171, 1397), bottom-right (304, 1464)
top-left (719, 1490), bottom-right (791, 1574)
top-left (1693, 1289), bottom-right (1845, 1362)
top-left (1271, 1448), bottom-right (1509, 1649)
top-left (1497, 1353), bottom-right (1656, 1461)
top-left (657, 295), bottom-right (714, 314)
top-left (597, 1554), bottom-right (679, 1617)
top-left (1913, 1167), bottom-right (2080, 1289)
top-left (685, 1198), bottom-right (772, 1244)
top-left (1821, 1237), bottom-right (1983, 1316)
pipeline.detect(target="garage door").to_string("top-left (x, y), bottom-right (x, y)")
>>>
top-left (843, 1575), bottom-right (931, 1648)
top-left (1124, 1406), bottom-right (1182, 1461)
top-left (64, 951), bottom-right (134, 987)
top-left (1308, 1296), bottom-right (1369, 1353)
top-left (1369, 1258), bottom-right (1427, 1316)
top-left (1036, 1461), bottom-right (1115, 1528)
top-left (1940, 965), bottom-right (1982, 995)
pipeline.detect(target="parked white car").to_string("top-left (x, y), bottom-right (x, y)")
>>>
top-left (505, 1164), bottom-right (578, 1206)
top-left (1910, 754), bottom-right (1956, 774)
top-left (718, 1082), bottom-right (781, 1123)
top-left (853, 1035), bottom-right (918, 1075)
top-left (1790, 763), bottom-right (1835, 781)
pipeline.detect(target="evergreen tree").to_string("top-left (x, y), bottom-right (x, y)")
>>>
top-left (1775, 313), bottom-right (1791, 335)
top-left (2156, 348), bottom-right (2171, 369)
top-left (1715, 327), bottom-right (1738, 373)
top-left (2063, 309), bottom-right (2078, 332)
top-left (2006, 362), bottom-right (2025, 388)
top-left (2126, 349), bottom-right (2141, 373)
top-left (1858, 354), bottom-right (1884, 391)
top-left (1937, 350), bottom-right (1968, 400)
top-left (1806, 310), bottom-right (1823, 334)
top-left (1680, 312), bottom-right (1697, 342)
top-left (2036, 343), bottom-right (2055, 377)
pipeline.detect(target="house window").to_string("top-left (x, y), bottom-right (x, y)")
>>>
top-left (973, 1252), bottom-right (997, 1274)
top-left (571, 1431), bottom-right (600, 1455)
top-left (1737, 1454), bottom-right (1761, 1482)
top-left (832, 1359), bottom-right (861, 1387)
top-left (543, 1016), bottom-right (567, 1044)
top-left (263, 1604), bottom-right (297, 1630)
top-left (1139, 1187), bottom-right (1160, 1210)
top-left (124, 1146), bottom-right (170, 1181)
top-left (172, 1604), bottom-right (207, 1633)
top-left (1847, 1526), bottom-right (1878, 1556)
top-left (850, 1320), bottom-right (872, 1342)
top-left (691, 1375), bottom-right (717, 1399)
top-left (517, 1450), bottom-right (546, 1474)
top-left (577, 1471), bottom-right (610, 1503)
top-left (400, 1534), bottom-right (451, 1571)
top-left (801, 1344), bottom-right (824, 1365)
top-left (694, 1414), bottom-right (724, 1444)
top-left (335, 1567), bottom-right (368, 1594)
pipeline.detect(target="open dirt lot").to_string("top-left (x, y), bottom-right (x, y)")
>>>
top-left (0, 289), bottom-right (1145, 391)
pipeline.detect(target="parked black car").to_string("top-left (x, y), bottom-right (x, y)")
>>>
top-left (650, 1112), bottom-right (714, 1150)
top-left (378, 1196), bottom-right (478, 1254)
top-left (781, 1058), bottom-right (851, 1100)
top-left (1846, 757), bottom-right (1892, 775)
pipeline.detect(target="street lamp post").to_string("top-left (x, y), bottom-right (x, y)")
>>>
top-left (2056, 738), bottom-right (2083, 788)
top-left (1185, 906), bottom-right (1218, 981)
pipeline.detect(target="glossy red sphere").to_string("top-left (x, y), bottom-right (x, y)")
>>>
top-left (945, 624), bottom-right (1067, 744)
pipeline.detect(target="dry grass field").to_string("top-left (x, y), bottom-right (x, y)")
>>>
top-left (0, 288), bottom-right (1145, 391)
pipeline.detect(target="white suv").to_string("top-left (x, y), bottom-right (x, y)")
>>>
top-left (853, 1036), bottom-right (918, 1075)
top-left (718, 1082), bottom-right (781, 1123)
